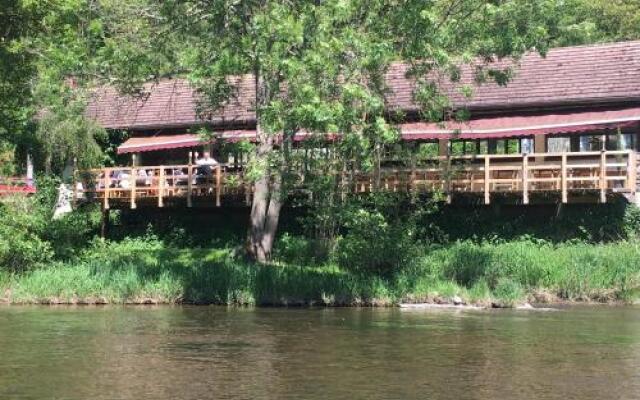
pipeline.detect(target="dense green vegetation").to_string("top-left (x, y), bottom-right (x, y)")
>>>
top-left (3, 234), bottom-right (640, 306)
top-left (3, 1), bottom-right (640, 307)
top-left (2, 180), bottom-right (640, 306)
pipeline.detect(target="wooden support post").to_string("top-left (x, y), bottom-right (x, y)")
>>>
top-left (215, 166), bottom-right (222, 207)
top-left (627, 151), bottom-right (637, 193)
top-left (438, 138), bottom-right (448, 157)
top-left (484, 156), bottom-right (490, 205)
top-left (534, 134), bottom-right (546, 162)
top-left (600, 151), bottom-right (607, 203)
top-left (130, 167), bottom-right (137, 209)
top-left (561, 153), bottom-right (568, 204)
top-left (522, 154), bottom-right (529, 204)
top-left (158, 167), bottom-right (165, 208)
top-left (445, 156), bottom-right (452, 204)
top-left (72, 157), bottom-right (78, 209)
top-left (409, 145), bottom-right (417, 195)
top-left (103, 168), bottom-right (110, 210)
top-left (187, 165), bottom-right (193, 208)
top-left (100, 208), bottom-right (110, 238)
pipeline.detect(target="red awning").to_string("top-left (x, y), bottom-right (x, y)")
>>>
top-left (117, 130), bottom-right (257, 154)
top-left (400, 107), bottom-right (640, 140)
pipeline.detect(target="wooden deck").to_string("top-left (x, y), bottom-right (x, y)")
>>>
top-left (0, 177), bottom-right (36, 197)
top-left (77, 150), bottom-right (638, 209)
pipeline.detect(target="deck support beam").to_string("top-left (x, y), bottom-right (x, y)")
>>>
top-left (628, 151), bottom-right (637, 195)
top-left (130, 167), bottom-right (137, 209)
top-left (215, 166), bottom-right (222, 207)
top-left (187, 165), bottom-right (193, 208)
top-left (100, 208), bottom-right (110, 238)
top-left (484, 156), bottom-right (490, 205)
top-left (522, 154), bottom-right (529, 204)
top-left (158, 167), bottom-right (165, 207)
top-left (103, 169), bottom-right (110, 210)
top-left (600, 151), bottom-right (607, 203)
top-left (561, 154), bottom-right (568, 203)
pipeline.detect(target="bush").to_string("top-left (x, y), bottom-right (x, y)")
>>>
top-left (0, 198), bottom-right (53, 273)
top-left (273, 233), bottom-right (332, 266)
top-left (0, 176), bottom-right (100, 272)
top-left (333, 208), bottom-right (421, 276)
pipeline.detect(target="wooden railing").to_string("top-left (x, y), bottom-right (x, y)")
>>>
top-left (0, 176), bottom-right (36, 196)
top-left (77, 150), bottom-right (638, 208)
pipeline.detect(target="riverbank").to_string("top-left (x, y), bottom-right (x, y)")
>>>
top-left (2, 238), bottom-right (639, 307)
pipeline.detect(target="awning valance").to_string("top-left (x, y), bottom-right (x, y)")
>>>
top-left (117, 130), bottom-right (257, 154)
top-left (400, 107), bottom-right (640, 140)
top-left (118, 107), bottom-right (640, 153)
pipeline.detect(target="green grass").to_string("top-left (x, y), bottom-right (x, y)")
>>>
top-left (3, 237), bottom-right (640, 306)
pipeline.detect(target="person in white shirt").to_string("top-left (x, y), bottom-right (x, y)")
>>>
top-left (195, 151), bottom-right (218, 186)
top-left (196, 151), bottom-right (218, 175)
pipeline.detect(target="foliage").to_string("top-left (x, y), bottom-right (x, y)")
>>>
top-left (0, 175), bottom-right (101, 273)
top-left (0, 197), bottom-right (53, 273)
top-left (553, 0), bottom-right (640, 46)
top-left (418, 238), bottom-right (640, 301)
top-left (424, 200), bottom-right (640, 243)
top-left (333, 206), bottom-right (421, 276)
top-left (4, 235), bottom-right (640, 305)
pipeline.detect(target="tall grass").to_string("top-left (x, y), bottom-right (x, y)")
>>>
top-left (3, 237), bottom-right (640, 306)
top-left (417, 239), bottom-right (640, 302)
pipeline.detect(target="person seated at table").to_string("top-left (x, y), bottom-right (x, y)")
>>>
top-left (195, 151), bottom-right (218, 184)
top-left (111, 169), bottom-right (130, 189)
top-left (136, 168), bottom-right (150, 186)
top-left (196, 151), bottom-right (218, 171)
top-left (173, 168), bottom-right (188, 186)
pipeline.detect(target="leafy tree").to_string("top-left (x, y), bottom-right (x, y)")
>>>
top-left (176, 0), bottom-right (558, 261)
top-left (553, 0), bottom-right (640, 46)
top-left (0, 0), bottom-right (39, 167)
top-left (3, 0), bottom-right (563, 262)
top-left (79, 0), bottom-right (557, 262)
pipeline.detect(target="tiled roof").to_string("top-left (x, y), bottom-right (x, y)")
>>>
top-left (86, 41), bottom-right (640, 130)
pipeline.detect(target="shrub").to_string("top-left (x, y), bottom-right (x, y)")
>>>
top-left (0, 198), bottom-right (53, 273)
top-left (333, 208), bottom-right (421, 276)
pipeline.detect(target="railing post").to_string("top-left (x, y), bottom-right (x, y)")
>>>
top-left (600, 151), bottom-right (607, 203)
top-left (187, 165), bottom-right (193, 208)
top-left (130, 167), bottom-right (137, 209)
top-left (158, 166), bottom-right (165, 208)
top-left (72, 157), bottom-right (78, 209)
top-left (561, 153), bottom-right (568, 204)
top-left (522, 154), bottom-right (529, 205)
top-left (445, 156), bottom-right (452, 204)
top-left (215, 166), bottom-right (222, 207)
top-left (484, 155), bottom-right (490, 205)
top-left (103, 168), bottom-right (110, 210)
top-left (628, 151), bottom-right (636, 193)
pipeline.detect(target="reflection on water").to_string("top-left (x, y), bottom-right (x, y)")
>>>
top-left (1, 306), bottom-right (639, 400)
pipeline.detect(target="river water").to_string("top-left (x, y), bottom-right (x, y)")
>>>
top-left (0, 305), bottom-right (639, 399)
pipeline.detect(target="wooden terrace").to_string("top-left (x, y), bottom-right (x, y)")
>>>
top-left (77, 150), bottom-right (639, 209)
top-left (0, 177), bottom-right (36, 197)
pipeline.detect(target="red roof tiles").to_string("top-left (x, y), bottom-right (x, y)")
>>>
top-left (86, 41), bottom-right (640, 130)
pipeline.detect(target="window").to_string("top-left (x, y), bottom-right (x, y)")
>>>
top-left (547, 137), bottom-right (570, 153)
top-left (417, 142), bottom-right (439, 158)
top-left (607, 133), bottom-right (636, 151)
top-left (579, 135), bottom-right (603, 152)
top-left (521, 138), bottom-right (534, 154)
top-left (450, 140), bottom-right (478, 156)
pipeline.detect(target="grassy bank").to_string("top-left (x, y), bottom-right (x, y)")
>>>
top-left (2, 237), bottom-right (639, 306)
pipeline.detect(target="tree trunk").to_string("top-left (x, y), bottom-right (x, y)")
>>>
top-left (248, 134), bottom-right (282, 263)
top-left (247, 65), bottom-right (284, 263)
